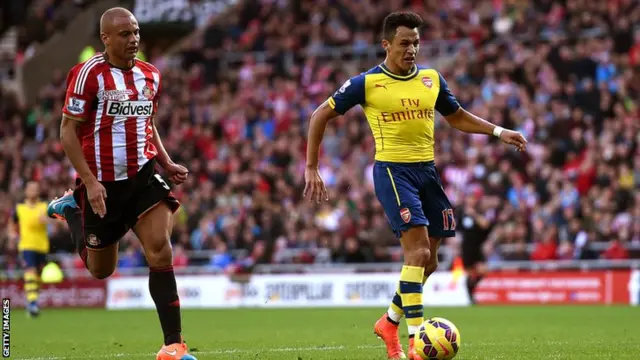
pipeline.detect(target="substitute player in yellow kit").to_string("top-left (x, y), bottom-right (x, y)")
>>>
top-left (303, 12), bottom-right (527, 360)
top-left (8, 181), bottom-right (50, 317)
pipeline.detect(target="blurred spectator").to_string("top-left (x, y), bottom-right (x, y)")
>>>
top-left (173, 244), bottom-right (189, 269)
top-left (210, 241), bottom-right (233, 271)
top-left (601, 238), bottom-right (630, 260)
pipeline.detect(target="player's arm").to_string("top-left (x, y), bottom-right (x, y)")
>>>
top-left (61, 67), bottom-right (99, 185)
top-left (60, 116), bottom-right (98, 184)
top-left (306, 75), bottom-right (365, 169)
top-left (436, 72), bottom-right (527, 151)
top-left (304, 75), bottom-right (365, 202)
top-left (467, 206), bottom-right (490, 229)
top-left (7, 209), bottom-right (18, 240)
top-left (149, 116), bottom-right (187, 185)
top-left (150, 117), bottom-right (172, 168)
top-left (305, 102), bottom-right (340, 171)
top-left (149, 80), bottom-right (188, 184)
top-left (61, 67), bottom-right (107, 217)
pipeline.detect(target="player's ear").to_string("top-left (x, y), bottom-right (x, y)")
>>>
top-left (382, 38), bottom-right (391, 52)
top-left (100, 32), bottom-right (109, 46)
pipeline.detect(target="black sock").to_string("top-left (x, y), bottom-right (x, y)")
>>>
top-left (466, 276), bottom-right (476, 301)
top-left (149, 266), bottom-right (182, 346)
top-left (466, 275), bottom-right (482, 303)
top-left (471, 275), bottom-right (483, 295)
top-left (64, 207), bottom-right (88, 268)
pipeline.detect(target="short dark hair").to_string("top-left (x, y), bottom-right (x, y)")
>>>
top-left (382, 12), bottom-right (424, 41)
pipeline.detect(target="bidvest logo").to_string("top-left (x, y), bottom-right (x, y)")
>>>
top-left (106, 101), bottom-right (153, 117)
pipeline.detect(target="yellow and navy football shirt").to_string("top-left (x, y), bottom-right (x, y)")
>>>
top-left (13, 201), bottom-right (50, 254)
top-left (328, 64), bottom-right (460, 163)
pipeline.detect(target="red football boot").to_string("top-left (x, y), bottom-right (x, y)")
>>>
top-left (374, 314), bottom-right (406, 359)
top-left (156, 338), bottom-right (197, 360)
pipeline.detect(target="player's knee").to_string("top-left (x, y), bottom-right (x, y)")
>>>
top-left (424, 260), bottom-right (438, 277)
top-left (89, 266), bottom-right (115, 280)
top-left (405, 247), bottom-right (431, 267)
top-left (145, 239), bottom-right (173, 267)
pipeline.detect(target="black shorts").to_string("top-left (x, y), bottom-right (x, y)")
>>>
top-left (461, 239), bottom-right (485, 268)
top-left (73, 158), bottom-right (180, 249)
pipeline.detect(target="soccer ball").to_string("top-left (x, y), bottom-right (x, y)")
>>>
top-left (413, 317), bottom-right (461, 360)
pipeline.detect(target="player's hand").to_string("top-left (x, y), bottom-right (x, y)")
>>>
top-left (303, 167), bottom-right (329, 203)
top-left (86, 180), bottom-right (107, 218)
top-left (499, 129), bottom-right (528, 151)
top-left (164, 162), bottom-right (189, 185)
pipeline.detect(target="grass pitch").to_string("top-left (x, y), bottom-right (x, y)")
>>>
top-left (9, 306), bottom-right (640, 359)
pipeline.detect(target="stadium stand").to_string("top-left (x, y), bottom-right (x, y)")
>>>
top-left (1, 0), bottom-right (640, 275)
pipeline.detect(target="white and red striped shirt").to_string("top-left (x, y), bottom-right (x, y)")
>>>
top-left (62, 53), bottom-right (160, 182)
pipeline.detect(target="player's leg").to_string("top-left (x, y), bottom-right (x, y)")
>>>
top-left (134, 203), bottom-right (195, 360)
top-left (465, 260), bottom-right (487, 305)
top-left (372, 162), bottom-right (431, 359)
top-left (130, 165), bottom-right (195, 360)
top-left (423, 237), bottom-right (442, 280)
top-left (398, 226), bottom-right (432, 333)
top-left (406, 165), bottom-right (457, 360)
top-left (386, 239), bottom-right (441, 325)
top-left (420, 164), bottom-right (457, 286)
top-left (84, 243), bottom-right (120, 279)
top-left (48, 188), bottom-right (123, 279)
top-left (20, 251), bottom-right (43, 317)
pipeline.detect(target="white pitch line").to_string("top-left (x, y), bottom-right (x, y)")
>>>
top-left (11, 341), bottom-right (573, 360)
top-left (12, 344), bottom-right (383, 360)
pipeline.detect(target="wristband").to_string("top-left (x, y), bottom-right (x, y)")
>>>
top-left (493, 126), bottom-right (504, 138)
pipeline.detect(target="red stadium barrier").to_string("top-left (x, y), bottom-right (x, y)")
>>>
top-left (475, 270), bottom-right (633, 305)
top-left (0, 278), bottom-right (106, 308)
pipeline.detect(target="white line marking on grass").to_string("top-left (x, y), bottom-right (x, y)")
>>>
top-left (12, 341), bottom-right (573, 360)
top-left (13, 344), bottom-right (384, 360)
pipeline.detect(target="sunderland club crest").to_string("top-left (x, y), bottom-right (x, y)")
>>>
top-left (141, 85), bottom-right (155, 99)
top-left (86, 234), bottom-right (100, 246)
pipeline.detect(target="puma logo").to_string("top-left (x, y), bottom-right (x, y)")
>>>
top-left (375, 83), bottom-right (388, 90)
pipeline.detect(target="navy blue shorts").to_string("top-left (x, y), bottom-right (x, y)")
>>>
top-left (373, 161), bottom-right (456, 238)
top-left (20, 251), bottom-right (47, 269)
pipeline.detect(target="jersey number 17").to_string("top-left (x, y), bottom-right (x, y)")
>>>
top-left (442, 209), bottom-right (456, 231)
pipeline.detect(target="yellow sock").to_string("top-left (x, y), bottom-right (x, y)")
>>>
top-left (387, 288), bottom-right (404, 323)
top-left (387, 272), bottom-right (430, 323)
top-left (24, 270), bottom-right (40, 304)
top-left (398, 265), bottom-right (424, 336)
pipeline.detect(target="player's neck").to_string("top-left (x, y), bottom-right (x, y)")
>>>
top-left (382, 59), bottom-right (415, 76)
top-left (26, 199), bottom-right (37, 206)
top-left (103, 52), bottom-right (135, 70)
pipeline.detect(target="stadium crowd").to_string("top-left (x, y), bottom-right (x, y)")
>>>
top-left (0, 0), bottom-right (88, 76)
top-left (1, 0), bottom-right (640, 272)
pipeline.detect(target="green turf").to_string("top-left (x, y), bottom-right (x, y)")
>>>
top-left (8, 306), bottom-right (640, 359)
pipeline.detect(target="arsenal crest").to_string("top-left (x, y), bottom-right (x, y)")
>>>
top-left (141, 85), bottom-right (155, 99)
top-left (422, 77), bottom-right (432, 88)
top-left (400, 208), bottom-right (411, 223)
